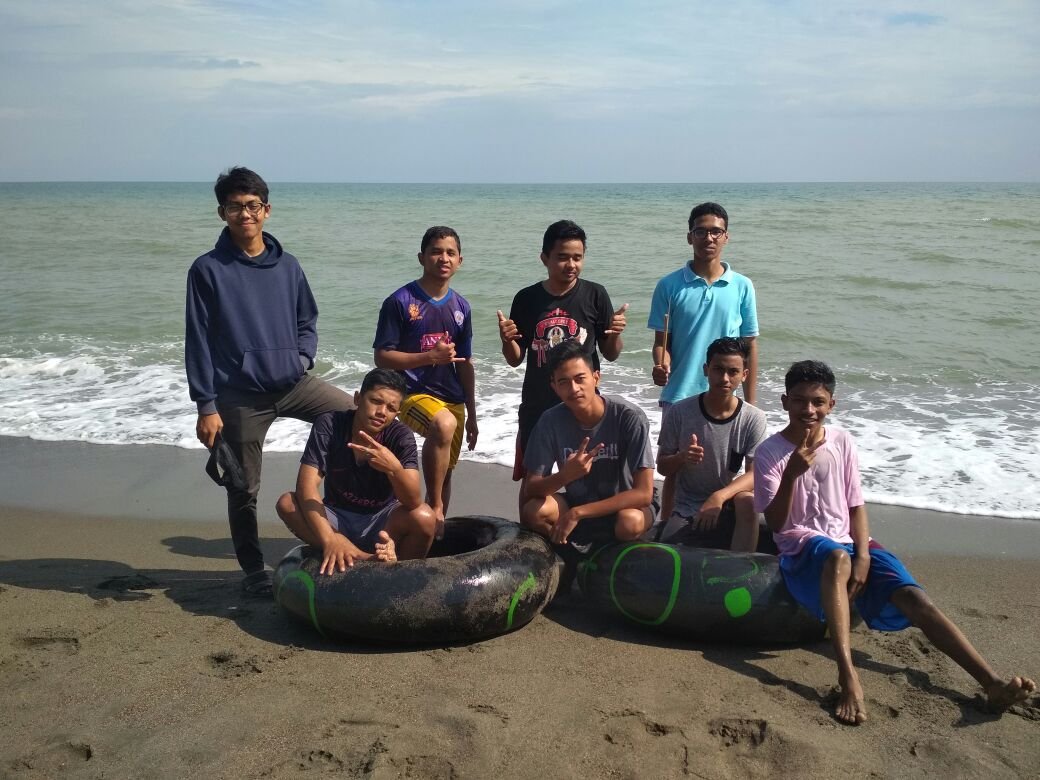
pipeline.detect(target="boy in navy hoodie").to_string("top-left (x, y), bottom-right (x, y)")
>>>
top-left (185, 167), bottom-right (353, 596)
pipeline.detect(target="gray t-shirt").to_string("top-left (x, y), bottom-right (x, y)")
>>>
top-left (657, 395), bottom-right (768, 516)
top-left (524, 395), bottom-right (656, 508)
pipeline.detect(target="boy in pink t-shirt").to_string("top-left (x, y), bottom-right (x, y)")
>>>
top-left (754, 360), bottom-right (1034, 726)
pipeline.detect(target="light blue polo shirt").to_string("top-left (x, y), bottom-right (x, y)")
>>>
top-left (647, 262), bottom-right (758, 405)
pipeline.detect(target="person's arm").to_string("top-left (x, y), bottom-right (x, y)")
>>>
top-left (525, 437), bottom-right (604, 498)
top-left (847, 504), bottom-right (871, 600)
top-left (458, 359), bottom-right (479, 450)
top-left (497, 310), bottom-right (524, 367)
top-left (185, 268), bottom-right (223, 447)
top-left (598, 303), bottom-right (628, 362)
top-left (296, 271), bottom-right (318, 370)
top-left (560, 467), bottom-right (655, 522)
top-left (742, 336), bottom-right (758, 406)
top-left (656, 434), bottom-right (703, 476)
top-left (347, 431), bottom-right (423, 509)
top-left (652, 330), bottom-right (670, 386)
top-left (295, 464), bottom-right (368, 574)
top-left (763, 431), bottom-right (825, 532)
top-left (375, 337), bottom-right (463, 371)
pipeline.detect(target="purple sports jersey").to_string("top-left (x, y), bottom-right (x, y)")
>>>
top-left (373, 281), bottom-right (473, 404)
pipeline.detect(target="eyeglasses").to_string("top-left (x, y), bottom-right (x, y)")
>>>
top-left (222, 201), bottom-right (266, 216)
top-left (690, 227), bottom-right (727, 239)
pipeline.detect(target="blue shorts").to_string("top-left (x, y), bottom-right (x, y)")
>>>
top-left (324, 501), bottom-right (398, 553)
top-left (780, 536), bottom-right (921, 631)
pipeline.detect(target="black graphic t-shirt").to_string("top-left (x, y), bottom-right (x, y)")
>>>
top-left (301, 411), bottom-right (419, 514)
top-left (508, 279), bottom-right (614, 446)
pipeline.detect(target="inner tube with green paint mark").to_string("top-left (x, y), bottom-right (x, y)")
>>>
top-left (578, 543), bottom-right (826, 644)
top-left (274, 515), bottom-right (558, 643)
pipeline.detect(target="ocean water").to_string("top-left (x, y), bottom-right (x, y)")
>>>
top-left (1, 182), bottom-right (1038, 520)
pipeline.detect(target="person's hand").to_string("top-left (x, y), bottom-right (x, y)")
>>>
top-left (497, 310), bottom-right (521, 343)
top-left (848, 553), bottom-right (871, 600)
top-left (560, 437), bottom-right (605, 483)
top-left (429, 333), bottom-right (465, 366)
top-left (551, 505), bottom-right (584, 545)
top-left (465, 415), bottom-right (479, 450)
top-left (319, 534), bottom-right (371, 575)
top-left (785, 429), bottom-right (825, 478)
top-left (695, 493), bottom-right (724, 531)
top-left (348, 431), bottom-right (403, 474)
top-left (652, 363), bottom-right (670, 386)
top-left (605, 303), bottom-right (629, 336)
top-left (683, 433), bottom-right (704, 464)
top-left (196, 412), bottom-right (223, 449)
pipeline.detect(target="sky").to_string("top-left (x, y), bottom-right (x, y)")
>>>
top-left (1, 1), bottom-right (1038, 182)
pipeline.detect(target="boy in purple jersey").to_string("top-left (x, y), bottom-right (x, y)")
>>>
top-left (755, 360), bottom-right (1034, 725)
top-left (497, 219), bottom-right (628, 486)
top-left (373, 226), bottom-right (478, 536)
top-left (276, 368), bottom-right (436, 573)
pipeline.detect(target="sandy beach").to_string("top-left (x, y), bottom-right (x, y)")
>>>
top-left (2, 436), bottom-right (1038, 779)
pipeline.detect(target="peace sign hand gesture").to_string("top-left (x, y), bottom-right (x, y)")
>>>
top-left (348, 430), bottom-right (404, 475)
top-left (786, 429), bottom-right (825, 478)
top-left (560, 437), bottom-right (605, 483)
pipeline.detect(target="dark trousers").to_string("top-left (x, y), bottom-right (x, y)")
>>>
top-left (217, 374), bottom-right (354, 574)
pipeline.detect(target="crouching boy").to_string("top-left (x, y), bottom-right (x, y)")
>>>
top-left (520, 339), bottom-right (657, 549)
top-left (277, 368), bottom-right (436, 573)
top-left (754, 360), bottom-right (1034, 725)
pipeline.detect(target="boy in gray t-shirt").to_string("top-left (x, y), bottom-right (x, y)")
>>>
top-left (522, 340), bottom-right (657, 548)
top-left (656, 337), bottom-right (767, 552)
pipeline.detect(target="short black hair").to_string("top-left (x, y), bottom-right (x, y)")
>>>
top-left (360, 368), bottom-right (408, 397)
top-left (688, 202), bottom-right (728, 231)
top-left (784, 360), bottom-right (836, 394)
top-left (542, 220), bottom-right (587, 255)
top-left (214, 167), bottom-right (269, 204)
top-left (705, 336), bottom-right (750, 366)
top-left (546, 338), bottom-right (594, 379)
top-left (420, 226), bottom-right (461, 254)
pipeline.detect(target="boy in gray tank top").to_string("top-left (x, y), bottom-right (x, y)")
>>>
top-left (656, 337), bottom-right (767, 551)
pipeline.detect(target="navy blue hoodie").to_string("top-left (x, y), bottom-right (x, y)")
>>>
top-left (185, 228), bottom-right (318, 414)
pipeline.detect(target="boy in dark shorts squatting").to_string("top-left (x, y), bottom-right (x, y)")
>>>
top-left (185, 167), bottom-right (354, 596)
top-left (656, 337), bottom-right (767, 552)
top-left (521, 340), bottom-right (657, 551)
top-left (754, 360), bottom-right (1035, 725)
top-left (276, 369), bottom-right (436, 573)
top-left (497, 220), bottom-right (628, 485)
top-left (373, 226), bottom-right (478, 537)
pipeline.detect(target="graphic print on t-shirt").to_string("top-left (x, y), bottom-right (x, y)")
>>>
top-left (420, 331), bottom-right (451, 352)
top-left (532, 308), bottom-right (589, 367)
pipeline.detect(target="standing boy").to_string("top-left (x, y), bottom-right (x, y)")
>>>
top-left (648, 202), bottom-right (759, 520)
top-left (521, 340), bottom-right (656, 549)
top-left (276, 368), bottom-right (436, 573)
top-left (656, 337), bottom-right (767, 552)
top-left (498, 219), bottom-right (628, 481)
top-left (373, 226), bottom-right (477, 535)
top-left (754, 360), bottom-right (1035, 725)
top-left (185, 166), bottom-right (353, 596)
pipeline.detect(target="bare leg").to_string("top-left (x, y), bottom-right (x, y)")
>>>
top-left (891, 587), bottom-right (1036, 711)
top-left (383, 503), bottom-right (437, 561)
top-left (276, 491), bottom-right (326, 548)
top-left (729, 491), bottom-right (759, 553)
top-left (660, 474), bottom-right (676, 526)
top-left (615, 507), bottom-right (655, 541)
top-left (520, 494), bottom-right (564, 540)
top-left (821, 548), bottom-right (867, 724)
top-left (421, 409), bottom-right (458, 532)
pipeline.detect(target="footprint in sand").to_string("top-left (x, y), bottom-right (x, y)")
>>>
top-left (708, 717), bottom-right (769, 748)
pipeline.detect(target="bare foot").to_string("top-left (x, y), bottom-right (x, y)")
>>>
top-left (984, 676), bottom-right (1036, 712)
top-left (835, 677), bottom-right (868, 725)
top-left (373, 531), bottom-right (397, 563)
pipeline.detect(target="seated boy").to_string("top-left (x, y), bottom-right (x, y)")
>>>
top-left (754, 360), bottom-right (1034, 725)
top-left (373, 226), bottom-right (478, 536)
top-left (276, 368), bottom-right (436, 574)
top-left (656, 337), bottom-right (767, 552)
top-left (497, 219), bottom-right (628, 483)
top-left (521, 339), bottom-right (656, 549)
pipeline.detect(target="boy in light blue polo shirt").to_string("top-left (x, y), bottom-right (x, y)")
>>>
top-left (648, 202), bottom-right (759, 407)
top-left (648, 202), bottom-right (759, 520)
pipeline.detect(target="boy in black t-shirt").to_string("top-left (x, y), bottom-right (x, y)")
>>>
top-left (498, 220), bottom-right (629, 483)
top-left (276, 369), bottom-right (436, 573)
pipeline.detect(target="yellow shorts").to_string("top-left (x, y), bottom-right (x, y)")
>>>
top-left (399, 394), bottom-right (466, 470)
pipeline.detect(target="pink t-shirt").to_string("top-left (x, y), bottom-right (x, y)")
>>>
top-left (753, 426), bottom-right (865, 557)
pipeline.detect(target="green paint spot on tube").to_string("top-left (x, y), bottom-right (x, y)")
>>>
top-left (724, 587), bottom-right (753, 618)
top-left (506, 572), bottom-right (537, 630)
